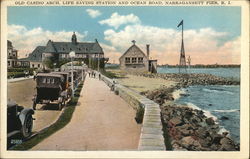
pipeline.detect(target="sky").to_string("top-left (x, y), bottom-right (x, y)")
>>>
top-left (7, 6), bottom-right (241, 65)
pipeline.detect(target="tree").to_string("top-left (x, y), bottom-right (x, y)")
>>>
top-left (43, 54), bottom-right (60, 69)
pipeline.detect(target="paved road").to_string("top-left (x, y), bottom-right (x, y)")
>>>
top-left (32, 75), bottom-right (141, 151)
top-left (7, 78), bottom-right (61, 132)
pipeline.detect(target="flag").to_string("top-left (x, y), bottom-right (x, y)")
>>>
top-left (177, 20), bottom-right (183, 27)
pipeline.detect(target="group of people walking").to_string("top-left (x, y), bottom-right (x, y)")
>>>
top-left (88, 70), bottom-right (101, 80)
top-left (87, 69), bottom-right (117, 92)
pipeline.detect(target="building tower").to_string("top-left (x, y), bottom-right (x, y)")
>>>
top-left (71, 32), bottom-right (77, 45)
top-left (177, 20), bottom-right (187, 73)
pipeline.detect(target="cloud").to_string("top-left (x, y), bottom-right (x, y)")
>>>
top-left (102, 24), bottom-right (240, 65)
top-left (99, 12), bottom-right (140, 29)
top-left (7, 24), bottom-right (87, 58)
top-left (100, 43), bottom-right (121, 64)
top-left (86, 9), bottom-right (102, 18)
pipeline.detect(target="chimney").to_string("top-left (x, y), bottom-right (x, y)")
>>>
top-left (146, 44), bottom-right (150, 59)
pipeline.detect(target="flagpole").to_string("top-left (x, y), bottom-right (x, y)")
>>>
top-left (182, 20), bottom-right (184, 41)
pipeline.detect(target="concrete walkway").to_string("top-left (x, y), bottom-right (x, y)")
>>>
top-left (31, 75), bottom-right (141, 151)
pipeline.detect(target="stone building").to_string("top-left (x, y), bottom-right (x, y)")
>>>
top-left (7, 40), bottom-right (18, 68)
top-left (119, 40), bottom-right (157, 73)
top-left (21, 32), bottom-right (106, 69)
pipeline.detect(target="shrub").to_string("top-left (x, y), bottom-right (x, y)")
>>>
top-left (100, 70), bottom-right (118, 78)
top-left (7, 71), bottom-right (34, 79)
top-left (135, 106), bottom-right (145, 124)
top-left (8, 68), bottom-right (35, 73)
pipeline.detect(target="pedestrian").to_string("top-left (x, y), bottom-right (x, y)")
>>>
top-left (93, 72), bottom-right (96, 78)
top-left (111, 79), bottom-right (116, 91)
top-left (88, 71), bottom-right (91, 77)
top-left (99, 73), bottom-right (101, 80)
top-left (24, 70), bottom-right (28, 78)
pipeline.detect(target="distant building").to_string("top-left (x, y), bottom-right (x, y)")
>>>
top-left (119, 40), bottom-right (157, 73)
top-left (21, 32), bottom-right (106, 69)
top-left (20, 46), bottom-right (46, 69)
top-left (7, 40), bottom-right (18, 68)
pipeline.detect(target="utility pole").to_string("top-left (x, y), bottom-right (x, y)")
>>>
top-left (187, 56), bottom-right (191, 69)
top-left (97, 54), bottom-right (100, 72)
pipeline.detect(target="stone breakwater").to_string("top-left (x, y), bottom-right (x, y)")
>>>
top-left (132, 72), bottom-right (240, 86)
top-left (141, 86), bottom-right (240, 151)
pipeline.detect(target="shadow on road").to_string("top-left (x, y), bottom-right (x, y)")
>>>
top-left (39, 104), bottom-right (61, 111)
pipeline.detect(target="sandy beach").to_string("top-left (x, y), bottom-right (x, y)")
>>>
top-left (117, 74), bottom-right (177, 93)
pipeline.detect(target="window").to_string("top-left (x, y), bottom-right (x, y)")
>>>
top-left (125, 57), bottom-right (130, 63)
top-left (47, 78), bottom-right (50, 84)
top-left (51, 78), bottom-right (55, 84)
top-left (132, 57), bottom-right (137, 63)
top-left (8, 61), bottom-right (10, 66)
top-left (42, 78), bottom-right (46, 83)
top-left (138, 57), bottom-right (143, 63)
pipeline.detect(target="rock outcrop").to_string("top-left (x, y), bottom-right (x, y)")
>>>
top-left (132, 72), bottom-right (240, 86)
top-left (142, 87), bottom-right (239, 151)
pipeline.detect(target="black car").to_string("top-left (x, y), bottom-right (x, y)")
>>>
top-left (7, 101), bottom-right (34, 138)
top-left (33, 73), bottom-right (69, 110)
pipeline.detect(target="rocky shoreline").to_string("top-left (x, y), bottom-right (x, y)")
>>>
top-left (140, 75), bottom-right (240, 151)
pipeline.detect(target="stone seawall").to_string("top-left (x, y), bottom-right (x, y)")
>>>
top-left (101, 75), bottom-right (166, 150)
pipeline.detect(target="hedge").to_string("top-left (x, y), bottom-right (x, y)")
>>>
top-left (7, 72), bottom-right (33, 79)
top-left (7, 68), bottom-right (35, 73)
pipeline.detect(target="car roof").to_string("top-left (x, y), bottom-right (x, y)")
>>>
top-left (36, 73), bottom-right (63, 78)
top-left (51, 72), bottom-right (69, 75)
top-left (7, 101), bottom-right (17, 107)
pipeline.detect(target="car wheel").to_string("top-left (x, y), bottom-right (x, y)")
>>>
top-left (21, 113), bottom-right (33, 138)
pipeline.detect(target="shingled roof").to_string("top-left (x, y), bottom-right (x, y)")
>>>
top-left (20, 46), bottom-right (45, 62)
top-left (119, 44), bottom-right (147, 60)
top-left (22, 33), bottom-right (104, 62)
top-left (44, 40), bottom-right (103, 54)
top-left (7, 40), bottom-right (13, 48)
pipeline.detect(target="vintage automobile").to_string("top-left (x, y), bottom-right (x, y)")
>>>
top-left (7, 101), bottom-right (34, 138)
top-left (33, 73), bottom-right (69, 110)
top-left (51, 71), bottom-right (72, 98)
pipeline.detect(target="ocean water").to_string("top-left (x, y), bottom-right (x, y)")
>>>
top-left (159, 67), bottom-right (240, 144)
top-left (158, 67), bottom-right (240, 80)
